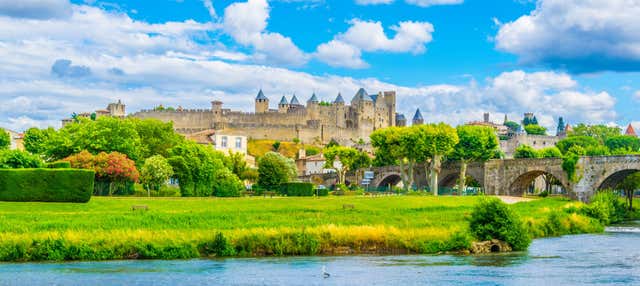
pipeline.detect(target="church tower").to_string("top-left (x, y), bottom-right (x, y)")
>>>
top-left (412, 108), bottom-right (424, 125)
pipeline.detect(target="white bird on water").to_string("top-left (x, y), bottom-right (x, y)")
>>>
top-left (322, 266), bottom-right (330, 278)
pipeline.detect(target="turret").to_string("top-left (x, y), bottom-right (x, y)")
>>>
top-left (625, 124), bottom-right (637, 137)
top-left (396, 113), bottom-right (406, 127)
top-left (334, 93), bottom-right (345, 106)
top-left (255, 89), bottom-right (269, 113)
top-left (107, 99), bottom-right (126, 117)
top-left (307, 93), bottom-right (319, 105)
top-left (278, 96), bottom-right (289, 113)
top-left (412, 108), bottom-right (424, 125)
top-left (211, 100), bottom-right (223, 116)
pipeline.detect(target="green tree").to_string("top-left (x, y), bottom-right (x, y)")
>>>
top-left (23, 127), bottom-right (57, 155)
top-left (556, 136), bottom-right (600, 154)
top-left (504, 121), bottom-right (521, 133)
top-left (617, 172), bottom-right (640, 210)
top-left (604, 135), bottom-right (640, 153)
top-left (0, 128), bottom-right (10, 150)
top-left (212, 168), bottom-right (244, 197)
top-left (168, 141), bottom-right (226, 196)
top-left (538, 147), bottom-right (562, 158)
top-left (224, 151), bottom-right (250, 179)
top-left (272, 141), bottom-right (281, 152)
top-left (423, 123), bottom-right (459, 196)
top-left (514, 145), bottom-right (539, 158)
top-left (324, 146), bottom-right (371, 185)
top-left (0, 150), bottom-right (44, 168)
top-left (585, 145), bottom-right (610, 156)
top-left (371, 127), bottom-right (405, 182)
top-left (469, 198), bottom-right (531, 251)
top-left (451, 125), bottom-right (498, 192)
top-left (133, 118), bottom-right (184, 159)
top-left (140, 155), bottom-right (174, 196)
top-left (524, 124), bottom-right (547, 135)
top-left (570, 124), bottom-right (621, 143)
top-left (257, 152), bottom-right (296, 190)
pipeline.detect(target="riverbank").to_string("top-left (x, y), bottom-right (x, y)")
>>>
top-left (0, 196), bottom-right (614, 262)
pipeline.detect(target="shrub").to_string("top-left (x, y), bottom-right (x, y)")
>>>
top-left (315, 188), bottom-right (329, 196)
top-left (212, 169), bottom-right (243, 197)
top-left (46, 161), bottom-right (71, 169)
top-left (198, 232), bottom-right (236, 257)
top-left (0, 150), bottom-right (44, 168)
top-left (514, 145), bottom-right (539, 159)
top-left (468, 198), bottom-right (531, 251)
top-left (581, 191), bottom-right (627, 224)
top-left (279, 182), bottom-right (314, 196)
top-left (0, 169), bottom-right (94, 202)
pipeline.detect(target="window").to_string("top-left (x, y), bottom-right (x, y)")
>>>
top-left (221, 136), bottom-right (228, 148)
top-left (235, 137), bottom-right (242, 149)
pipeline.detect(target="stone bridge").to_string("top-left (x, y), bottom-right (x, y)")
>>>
top-left (364, 155), bottom-right (640, 202)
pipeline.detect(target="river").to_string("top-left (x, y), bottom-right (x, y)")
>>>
top-left (1, 224), bottom-right (639, 286)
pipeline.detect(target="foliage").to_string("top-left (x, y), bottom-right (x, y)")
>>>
top-left (585, 145), bottom-right (610, 156)
top-left (616, 172), bottom-right (640, 210)
top-left (223, 151), bottom-right (250, 180)
top-left (326, 139), bottom-right (340, 148)
top-left (561, 153), bottom-right (580, 182)
top-left (504, 121), bottom-right (521, 132)
top-left (247, 139), bottom-right (309, 159)
top-left (468, 198), bottom-right (531, 251)
top-left (0, 150), bottom-right (45, 169)
top-left (514, 145), bottom-right (539, 158)
top-left (140, 155), bottom-right (174, 192)
top-left (168, 141), bottom-right (227, 197)
top-left (65, 151), bottom-right (140, 196)
top-left (272, 141), bottom-right (281, 151)
top-left (132, 118), bottom-right (184, 159)
top-left (556, 136), bottom-right (599, 154)
top-left (451, 125), bottom-right (498, 191)
top-left (257, 152), bottom-right (297, 190)
top-left (324, 146), bottom-right (371, 185)
top-left (0, 169), bottom-right (94, 202)
top-left (538, 147), bottom-right (562, 158)
top-left (0, 128), bottom-right (9, 150)
top-left (212, 169), bottom-right (244, 197)
top-left (46, 161), bottom-right (72, 169)
top-left (524, 124), bottom-right (547, 135)
top-left (23, 127), bottom-right (57, 154)
top-left (279, 182), bottom-right (315, 196)
top-left (305, 146), bottom-right (321, 156)
top-left (569, 124), bottom-right (621, 143)
top-left (604, 135), bottom-right (640, 153)
top-left (581, 191), bottom-right (627, 224)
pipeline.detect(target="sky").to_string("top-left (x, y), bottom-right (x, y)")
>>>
top-left (1, 0), bottom-right (639, 133)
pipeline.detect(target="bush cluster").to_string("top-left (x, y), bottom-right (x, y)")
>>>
top-left (581, 191), bottom-right (628, 225)
top-left (279, 182), bottom-right (314, 196)
top-left (468, 198), bottom-right (531, 251)
top-left (0, 169), bottom-right (94, 203)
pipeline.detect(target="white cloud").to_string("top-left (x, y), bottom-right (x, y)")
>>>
top-left (634, 90), bottom-right (640, 101)
top-left (223, 0), bottom-right (307, 66)
top-left (495, 0), bottom-right (640, 72)
top-left (315, 40), bottom-right (368, 69)
top-left (355, 0), bottom-right (394, 5)
top-left (0, 0), bottom-right (72, 19)
top-left (203, 0), bottom-right (217, 19)
top-left (315, 19), bottom-right (434, 68)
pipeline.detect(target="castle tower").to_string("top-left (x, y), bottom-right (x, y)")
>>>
top-left (383, 91), bottom-right (396, 127)
top-left (396, 113), bottom-right (406, 127)
top-left (211, 100), bottom-right (223, 116)
top-left (556, 117), bottom-right (566, 136)
top-left (334, 93), bottom-right (346, 128)
top-left (334, 93), bottom-right (345, 106)
top-left (107, 99), bottom-right (126, 117)
top-left (307, 93), bottom-right (319, 105)
top-left (278, 96), bottom-right (289, 113)
top-left (307, 93), bottom-right (319, 119)
top-left (352, 88), bottom-right (374, 131)
top-left (255, 89), bottom-right (269, 113)
top-left (412, 108), bottom-right (424, 125)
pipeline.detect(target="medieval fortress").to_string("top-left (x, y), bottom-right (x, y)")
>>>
top-left (129, 88), bottom-right (400, 145)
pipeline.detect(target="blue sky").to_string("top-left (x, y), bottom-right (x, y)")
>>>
top-left (0, 0), bottom-right (639, 132)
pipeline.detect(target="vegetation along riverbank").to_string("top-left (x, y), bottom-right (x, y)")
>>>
top-left (1, 195), bottom-right (637, 262)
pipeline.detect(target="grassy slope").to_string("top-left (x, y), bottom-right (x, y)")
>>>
top-left (0, 196), bottom-right (605, 261)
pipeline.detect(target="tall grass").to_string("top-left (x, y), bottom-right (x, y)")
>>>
top-left (0, 196), bottom-right (604, 261)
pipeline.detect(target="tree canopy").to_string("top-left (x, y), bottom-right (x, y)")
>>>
top-left (514, 145), bottom-right (538, 158)
top-left (0, 128), bottom-right (10, 150)
top-left (450, 125), bottom-right (498, 192)
top-left (604, 135), bottom-right (640, 153)
top-left (524, 124), bottom-right (547, 135)
top-left (324, 146), bottom-right (371, 185)
top-left (556, 136), bottom-right (600, 154)
top-left (257, 152), bottom-right (297, 190)
top-left (140, 155), bottom-right (174, 194)
top-left (569, 124), bottom-right (621, 143)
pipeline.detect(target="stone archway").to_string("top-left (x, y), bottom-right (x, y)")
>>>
top-left (438, 173), bottom-right (482, 189)
top-left (597, 169), bottom-right (640, 190)
top-left (508, 170), bottom-right (569, 197)
top-left (377, 173), bottom-right (402, 190)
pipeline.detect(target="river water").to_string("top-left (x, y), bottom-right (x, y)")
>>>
top-left (1, 225), bottom-right (639, 286)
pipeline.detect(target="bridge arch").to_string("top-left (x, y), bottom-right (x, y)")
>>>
top-left (508, 170), bottom-right (570, 196)
top-left (376, 173), bottom-right (402, 189)
top-left (438, 173), bottom-right (483, 189)
top-left (596, 168), bottom-right (640, 190)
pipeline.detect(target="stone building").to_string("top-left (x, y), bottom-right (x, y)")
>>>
top-left (62, 100), bottom-right (126, 126)
top-left (131, 88), bottom-right (399, 145)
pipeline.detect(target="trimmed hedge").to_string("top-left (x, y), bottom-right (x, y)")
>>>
top-left (316, 188), bottom-right (329, 196)
top-left (46, 161), bottom-right (72, 169)
top-left (279, 182), bottom-right (314, 197)
top-left (0, 169), bottom-right (94, 203)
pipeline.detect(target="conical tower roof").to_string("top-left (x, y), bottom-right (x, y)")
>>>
top-left (334, 93), bottom-right (345, 104)
top-left (625, 124), bottom-right (637, 136)
top-left (308, 93), bottom-right (319, 103)
top-left (279, 96), bottom-right (288, 105)
top-left (290, 95), bottom-right (300, 105)
top-left (352, 88), bottom-right (373, 102)
top-left (256, 89), bottom-right (268, 100)
top-left (413, 108), bottom-right (423, 121)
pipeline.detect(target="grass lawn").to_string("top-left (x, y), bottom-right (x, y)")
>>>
top-left (0, 196), bottom-right (603, 261)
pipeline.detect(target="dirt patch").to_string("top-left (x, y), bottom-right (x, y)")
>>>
top-left (496, 196), bottom-right (534, 204)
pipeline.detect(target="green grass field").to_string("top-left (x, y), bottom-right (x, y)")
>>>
top-left (0, 196), bottom-right (604, 261)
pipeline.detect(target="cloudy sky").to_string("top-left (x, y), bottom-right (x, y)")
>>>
top-left (0, 0), bottom-right (639, 132)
